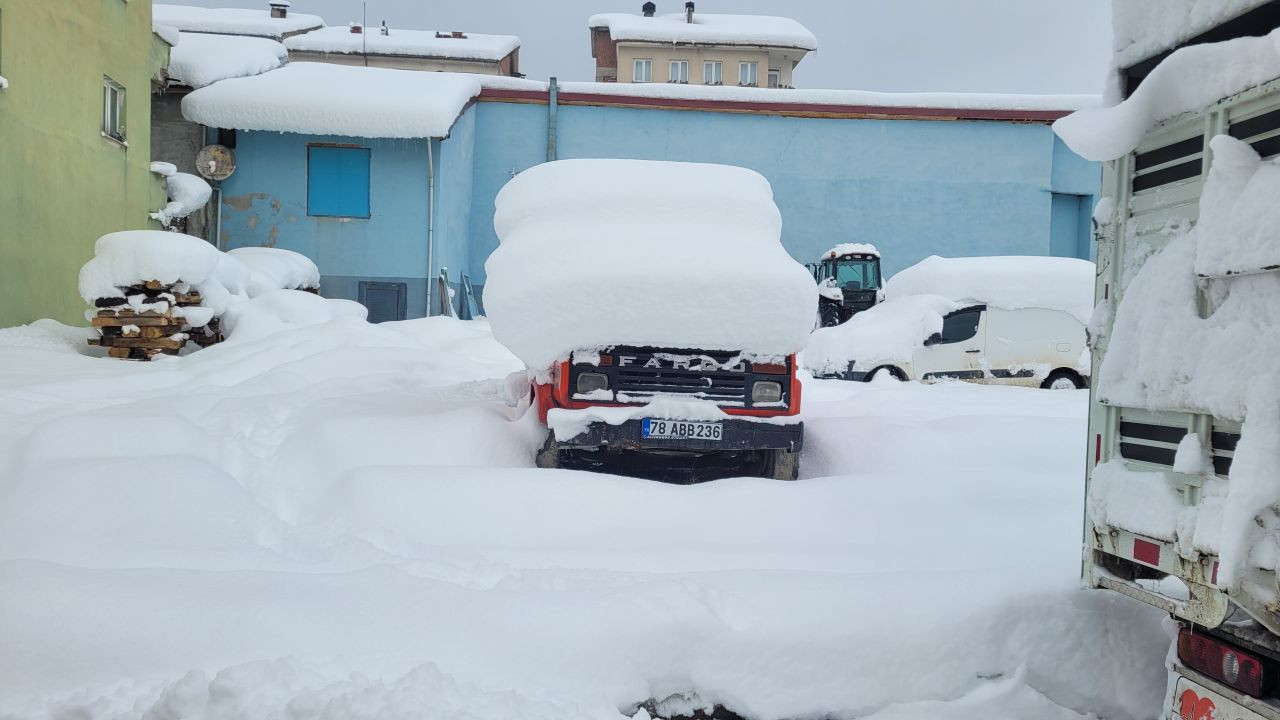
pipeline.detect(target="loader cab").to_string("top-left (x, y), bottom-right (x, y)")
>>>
top-left (812, 251), bottom-right (883, 327)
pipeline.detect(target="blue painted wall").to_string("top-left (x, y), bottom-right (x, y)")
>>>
top-left (214, 99), bottom-right (1100, 318)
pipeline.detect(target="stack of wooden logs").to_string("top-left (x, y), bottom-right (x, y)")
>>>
top-left (88, 280), bottom-right (216, 360)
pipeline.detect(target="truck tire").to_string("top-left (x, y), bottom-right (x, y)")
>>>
top-left (534, 431), bottom-right (561, 469)
top-left (767, 449), bottom-right (800, 481)
top-left (819, 303), bottom-right (841, 328)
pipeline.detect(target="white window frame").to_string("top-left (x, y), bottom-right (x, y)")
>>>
top-left (739, 61), bottom-right (758, 87)
top-left (768, 68), bottom-right (781, 88)
top-left (703, 60), bottom-right (723, 85)
top-left (102, 76), bottom-right (126, 144)
top-left (669, 59), bottom-right (689, 84)
top-left (633, 58), bottom-right (653, 83)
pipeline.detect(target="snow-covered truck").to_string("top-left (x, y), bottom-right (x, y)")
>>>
top-left (1057, 2), bottom-right (1280, 717)
top-left (484, 159), bottom-right (816, 481)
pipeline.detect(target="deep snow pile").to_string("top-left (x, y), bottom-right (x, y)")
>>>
top-left (589, 12), bottom-right (817, 51)
top-left (484, 159), bottom-right (816, 370)
top-left (78, 231), bottom-right (249, 322)
top-left (228, 247), bottom-right (321, 296)
top-left (149, 164), bottom-right (212, 228)
top-left (152, 4), bottom-right (323, 40)
top-left (0, 309), bottom-right (1166, 719)
top-left (824, 243), bottom-right (880, 259)
top-left (284, 26), bottom-right (519, 61)
top-left (1093, 135), bottom-right (1280, 590)
top-left (1055, 27), bottom-right (1280, 161)
top-left (1112, 0), bottom-right (1271, 69)
top-left (167, 31), bottom-right (287, 89)
top-left (884, 255), bottom-right (1096, 324)
top-left (182, 63), bottom-right (483, 139)
top-left (805, 294), bottom-right (959, 376)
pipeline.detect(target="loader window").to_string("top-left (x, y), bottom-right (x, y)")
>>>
top-left (833, 259), bottom-right (880, 290)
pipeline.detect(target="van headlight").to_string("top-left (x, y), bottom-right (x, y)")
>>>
top-left (577, 372), bottom-right (609, 394)
top-left (752, 381), bottom-right (783, 403)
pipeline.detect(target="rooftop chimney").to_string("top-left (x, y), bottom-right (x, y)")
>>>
top-left (349, 22), bottom-right (363, 34)
top-left (269, 0), bottom-right (289, 19)
top-left (685, 2), bottom-right (695, 23)
top-left (380, 20), bottom-right (389, 36)
top-left (642, 2), bottom-right (656, 17)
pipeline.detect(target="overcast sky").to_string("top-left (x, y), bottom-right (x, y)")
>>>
top-left (164, 0), bottom-right (1113, 95)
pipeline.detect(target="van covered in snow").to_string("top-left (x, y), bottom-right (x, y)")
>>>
top-left (805, 255), bottom-right (1093, 389)
top-left (1057, 2), bottom-right (1280, 717)
top-left (483, 159), bottom-right (816, 480)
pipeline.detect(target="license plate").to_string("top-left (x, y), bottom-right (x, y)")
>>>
top-left (642, 418), bottom-right (723, 441)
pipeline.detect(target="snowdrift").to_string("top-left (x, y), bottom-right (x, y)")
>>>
top-left (805, 294), bottom-right (960, 376)
top-left (228, 247), bottom-right (322, 297)
top-left (885, 255), bottom-right (1095, 325)
top-left (484, 159), bottom-right (817, 370)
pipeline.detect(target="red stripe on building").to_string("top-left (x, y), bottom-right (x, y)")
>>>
top-left (1133, 538), bottom-right (1162, 567)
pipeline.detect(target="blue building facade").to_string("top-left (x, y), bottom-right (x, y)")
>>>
top-left (214, 90), bottom-right (1099, 321)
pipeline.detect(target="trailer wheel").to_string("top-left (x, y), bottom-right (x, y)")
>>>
top-left (534, 431), bottom-right (561, 469)
top-left (767, 449), bottom-right (800, 481)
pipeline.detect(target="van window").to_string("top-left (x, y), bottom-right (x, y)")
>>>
top-left (938, 307), bottom-right (983, 344)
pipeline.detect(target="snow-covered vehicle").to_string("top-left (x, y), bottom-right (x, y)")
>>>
top-left (1056, 3), bottom-right (1280, 717)
top-left (484, 159), bottom-right (816, 481)
top-left (811, 244), bottom-right (883, 327)
top-left (805, 255), bottom-right (1093, 389)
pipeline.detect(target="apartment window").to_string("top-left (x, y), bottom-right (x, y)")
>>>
top-left (669, 59), bottom-right (689, 83)
top-left (768, 68), bottom-right (781, 88)
top-left (739, 61), bottom-right (758, 86)
top-left (102, 77), bottom-right (126, 143)
top-left (703, 61), bottom-right (723, 85)
top-left (308, 145), bottom-right (371, 218)
top-left (634, 58), bottom-right (653, 83)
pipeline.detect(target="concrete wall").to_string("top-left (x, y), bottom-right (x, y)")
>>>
top-left (613, 43), bottom-right (803, 87)
top-left (150, 91), bottom-right (209, 240)
top-left (0, 0), bottom-right (169, 327)
top-left (288, 52), bottom-right (508, 76)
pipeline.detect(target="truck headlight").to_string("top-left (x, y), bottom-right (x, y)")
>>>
top-left (752, 381), bottom-right (783, 403)
top-left (577, 372), bottom-right (609, 394)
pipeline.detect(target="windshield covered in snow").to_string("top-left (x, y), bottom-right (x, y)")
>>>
top-left (826, 258), bottom-right (880, 290)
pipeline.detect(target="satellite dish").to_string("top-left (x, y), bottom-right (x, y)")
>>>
top-left (195, 144), bottom-right (237, 182)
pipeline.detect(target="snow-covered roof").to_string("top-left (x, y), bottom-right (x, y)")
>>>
top-left (825, 243), bottom-right (880, 259)
top-left (285, 26), bottom-right (519, 62)
top-left (1112, 0), bottom-right (1271, 68)
top-left (152, 4), bottom-right (324, 40)
top-left (181, 63), bottom-right (482, 139)
top-left (484, 159), bottom-right (816, 369)
top-left (1055, 27), bottom-right (1280, 162)
top-left (589, 12), bottom-right (817, 51)
top-left (168, 32), bottom-right (287, 89)
top-left (479, 75), bottom-right (1098, 115)
top-left (885, 256), bottom-right (1096, 325)
top-left (153, 23), bottom-right (180, 47)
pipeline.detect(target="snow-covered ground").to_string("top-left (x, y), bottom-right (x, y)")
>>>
top-left (0, 313), bottom-right (1166, 719)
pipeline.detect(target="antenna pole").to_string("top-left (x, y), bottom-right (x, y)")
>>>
top-left (362, 1), bottom-right (368, 66)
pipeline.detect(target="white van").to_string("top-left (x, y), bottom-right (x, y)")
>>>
top-left (911, 304), bottom-right (1088, 388)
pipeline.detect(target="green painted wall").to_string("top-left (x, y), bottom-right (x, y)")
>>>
top-left (0, 1), bottom-right (169, 328)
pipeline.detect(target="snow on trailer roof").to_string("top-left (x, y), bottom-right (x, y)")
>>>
top-left (285, 26), bottom-right (519, 61)
top-left (824, 243), bottom-right (880, 259)
top-left (1112, 0), bottom-right (1272, 68)
top-left (181, 63), bottom-right (482, 139)
top-left (884, 256), bottom-right (1096, 325)
top-left (483, 159), bottom-right (817, 369)
top-left (152, 4), bottom-right (324, 40)
top-left (168, 32), bottom-right (287, 89)
top-left (589, 12), bottom-right (817, 51)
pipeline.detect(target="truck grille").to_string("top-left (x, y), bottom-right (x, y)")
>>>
top-left (570, 347), bottom-right (787, 408)
top-left (616, 367), bottom-right (748, 404)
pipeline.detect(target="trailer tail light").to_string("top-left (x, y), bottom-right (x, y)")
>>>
top-left (752, 362), bottom-right (788, 375)
top-left (1178, 628), bottom-right (1269, 698)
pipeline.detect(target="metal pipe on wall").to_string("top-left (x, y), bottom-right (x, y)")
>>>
top-left (426, 138), bottom-right (436, 316)
top-left (547, 77), bottom-right (559, 162)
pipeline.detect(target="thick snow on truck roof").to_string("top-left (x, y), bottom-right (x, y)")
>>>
top-left (483, 159), bottom-right (816, 370)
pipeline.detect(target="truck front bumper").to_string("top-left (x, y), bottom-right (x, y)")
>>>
top-left (556, 418), bottom-right (804, 453)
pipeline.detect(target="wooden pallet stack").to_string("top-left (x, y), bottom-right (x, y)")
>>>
top-left (89, 280), bottom-right (210, 360)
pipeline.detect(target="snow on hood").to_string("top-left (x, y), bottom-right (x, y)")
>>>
top-left (285, 26), bottom-right (519, 61)
top-left (804, 294), bottom-right (960, 375)
top-left (824, 243), bottom-right (880, 259)
top-left (152, 4), bottom-right (323, 40)
top-left (589, 12), bottom-right (817, 51)
top-left (168, 32), bottom-right (287, 89)
top-left (181, 63), bottom-right (482, 139)
top-left (1112, 0), bottom-right (1271, 68)
top-left (1055, 27), bottom-right (1280, 162)
top-left (885, 256), bottom-right (1096, 325)
top-left (483, 159), bottom-right (817, 370)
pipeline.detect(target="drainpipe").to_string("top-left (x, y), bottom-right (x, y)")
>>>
top-left (426, 138), bottom-right (437, 316)
top-left (547, 76), bottom-right (558, 162)
top-left (213, 185), bottom-right (223, 250)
